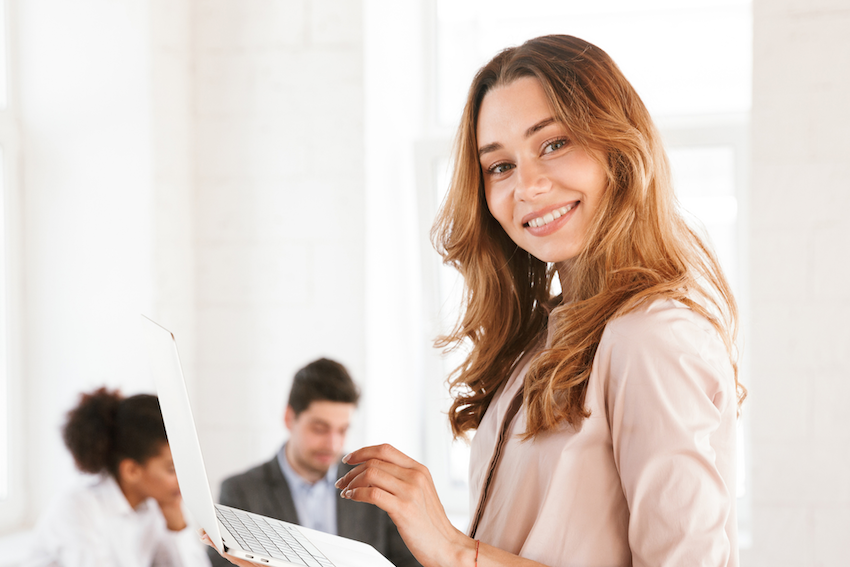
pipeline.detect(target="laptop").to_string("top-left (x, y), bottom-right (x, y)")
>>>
top-left (140, 315), bottom-right (396, 567)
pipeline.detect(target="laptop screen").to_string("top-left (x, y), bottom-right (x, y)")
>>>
top-left (141, 315), bottom-right (224, 548)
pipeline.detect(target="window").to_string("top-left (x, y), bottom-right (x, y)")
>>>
top-left (0, 0), bottom-right (24, 531)
top-left (418, 0), bottom-right (753, 535)
top-left (662, 117), bottom-right (752, 545)
top-left (0, 146), bottom-right (6, 502)
top-left (0, 0), bottom-right (9, 501)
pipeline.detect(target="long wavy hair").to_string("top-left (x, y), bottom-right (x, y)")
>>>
top-left (432, 35), bottom-right (746, 439)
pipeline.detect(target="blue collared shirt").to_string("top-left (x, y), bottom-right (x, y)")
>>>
top-left (277, 445), bottom-right (338, 535)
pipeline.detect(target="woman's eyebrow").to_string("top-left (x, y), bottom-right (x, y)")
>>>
top-left (478, 118), bottom-right (557, 158)
top-left (525, 117), bottom-right (555, 138)
top-left (478, 142), bottom-right (501, 157)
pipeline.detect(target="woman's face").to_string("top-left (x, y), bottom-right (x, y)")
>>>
top-left (477, 77), bottom-right (608, 265)
top-left (134, 443), bottom-right (182, 507)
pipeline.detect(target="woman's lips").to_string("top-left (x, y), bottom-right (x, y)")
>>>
top-left (523, 202), bottom-right (578, 228)
top-left (523, 201), bottom-right (579, 236)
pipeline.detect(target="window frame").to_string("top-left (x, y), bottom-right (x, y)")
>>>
top-left (415, 114), bottom-right (752, 537)
top-left (0, 0), bottom-right (27, 533)
top-left (657, 113), bottom-right (753, 548)
top-left (413, 137), bottom-right (473, 528)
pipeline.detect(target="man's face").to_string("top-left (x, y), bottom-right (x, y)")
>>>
top-left (284, 400), bottom-right (355, 482)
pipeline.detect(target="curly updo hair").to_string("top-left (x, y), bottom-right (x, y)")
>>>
top-left (62, 387), bottom-right (168, 478)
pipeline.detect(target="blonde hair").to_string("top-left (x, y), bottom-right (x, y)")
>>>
top-left (432, 35), bottom-right (745, 438)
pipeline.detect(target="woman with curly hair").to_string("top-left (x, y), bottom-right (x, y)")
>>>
top-left (28, 387), bottom-right (210, 567)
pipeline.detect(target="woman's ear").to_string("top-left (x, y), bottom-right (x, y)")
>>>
top-left (117, 457), bottom-right (143, 484)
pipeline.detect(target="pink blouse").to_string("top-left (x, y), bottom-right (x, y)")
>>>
top-left (469, 299), bottom-right (739, 567)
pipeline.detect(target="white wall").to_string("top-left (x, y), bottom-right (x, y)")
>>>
top-left (149, 0), bottom-right (196, 387)
top-left (362, 0), bottom-right (429, 459)
top-left (10, 0), bottom-right (369, 530)
top-left (190, 0), bottom-right (368, 491)
top-left (743, 1), bottom-right (850, 565)
top-left (8, 2), bottom-right (850, 565)
top-left (17, 0), bottom-right (156, 518)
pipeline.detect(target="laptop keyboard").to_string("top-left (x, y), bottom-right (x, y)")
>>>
top-left (215, 505), bottom-right (335, 567)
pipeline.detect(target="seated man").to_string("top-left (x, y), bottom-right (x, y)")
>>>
top-left (208, 358), bottom-right (419, 567)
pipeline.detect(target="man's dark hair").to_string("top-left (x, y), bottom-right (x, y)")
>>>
top-left (287, 358), bottom-right (360, 415)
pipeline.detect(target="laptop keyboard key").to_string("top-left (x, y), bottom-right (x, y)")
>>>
top-left (215, 505), bottom-right (334, 567)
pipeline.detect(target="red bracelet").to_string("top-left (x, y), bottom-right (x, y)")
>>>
top-left (474, 539), bottom-right (480, 566)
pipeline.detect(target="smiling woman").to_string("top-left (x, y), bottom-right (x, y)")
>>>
top-left (336, 34), bottom-right (746, 567)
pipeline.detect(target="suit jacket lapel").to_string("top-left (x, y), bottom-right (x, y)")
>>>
top-left (262, 457), bottom-right (300, 524)
top-left (335, 462), bottom-right (364, 538)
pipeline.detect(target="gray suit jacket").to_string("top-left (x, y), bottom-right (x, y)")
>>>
top-left (206, 457), bottom-right (420, 567)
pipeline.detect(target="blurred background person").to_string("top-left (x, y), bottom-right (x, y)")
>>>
top-left (208, 358), bottom-right (418, 567)
top-left (26, 387), bottom-right (211, 567)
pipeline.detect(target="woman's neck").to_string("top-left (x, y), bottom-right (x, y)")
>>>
top-left (116, 476), bottom-right (145, 510)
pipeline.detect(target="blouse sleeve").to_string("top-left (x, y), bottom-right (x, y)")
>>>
top-left (152, 504), bottom-right (212, 567)
top-left (152, 529), bottom-right (211, 567)
top-left (27, 492), bottom-right (115, 567)
top-left (603, 302), bottom-right (737, 567)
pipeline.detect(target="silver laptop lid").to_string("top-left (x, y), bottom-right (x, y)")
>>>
top-left (141, 315), bottom-right (223, 548)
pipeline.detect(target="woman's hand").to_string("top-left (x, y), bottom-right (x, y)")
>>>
top-left (335, 444), bottom-right (474, 567)
top-left (199, 530), bottom-right (263, 567)
top-left (157, 496), bottom-right (187, 532)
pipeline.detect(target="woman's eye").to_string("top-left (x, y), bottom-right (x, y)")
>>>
top-left (489, 162), bottom-right (514, 174)
top-left (544, 139), bottom-right (568, 154)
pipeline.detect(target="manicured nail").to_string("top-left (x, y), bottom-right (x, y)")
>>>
top-left (343, 489), bottom-right (352, 499)
top-left (342, 452), bottom-right (352, 463)
top-left (334, 478), bottom-right (343, 488)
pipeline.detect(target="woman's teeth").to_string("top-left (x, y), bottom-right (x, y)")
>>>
top-left (526, 203), bottom-right (576, 228)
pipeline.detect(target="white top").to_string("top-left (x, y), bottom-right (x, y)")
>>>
top-left (469, 299), bottom-right (739, 567)
top-left (27, 474), bottom-right (211, 567)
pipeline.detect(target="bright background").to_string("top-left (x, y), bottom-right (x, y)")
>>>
top-left (1, 1), bottom-right (848, 566)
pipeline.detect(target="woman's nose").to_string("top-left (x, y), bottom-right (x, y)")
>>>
top-left (515, 162), bottom-right (552, 200)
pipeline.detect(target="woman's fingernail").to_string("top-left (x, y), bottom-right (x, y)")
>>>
top-left (342, 452), bottom-right (352, 463)
top-left (343, 489), bottom-right (352, 499)
top-left (334, 478), bottom-right (343, 488)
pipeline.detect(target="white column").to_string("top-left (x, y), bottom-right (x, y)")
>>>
top-left (363, 0), bottom-right (428, 459)
top-left (746, 1), bottom-right (850, 564)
